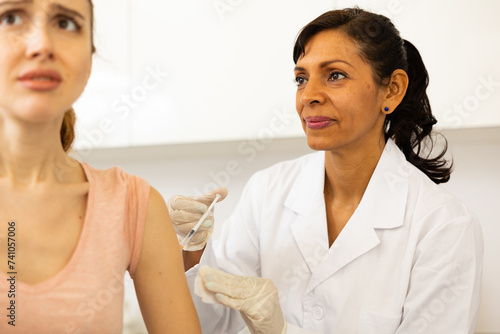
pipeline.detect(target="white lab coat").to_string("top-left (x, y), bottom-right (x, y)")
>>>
top-left (186, 139), bottom-right (483, 334)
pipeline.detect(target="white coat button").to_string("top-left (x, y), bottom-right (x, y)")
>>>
top-left (312, 306), bottom-right (324, 320)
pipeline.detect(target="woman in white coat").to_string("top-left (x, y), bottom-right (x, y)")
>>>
top-left (169, 8), bottom-right (483, 334)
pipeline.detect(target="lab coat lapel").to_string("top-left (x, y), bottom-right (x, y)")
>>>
top-left (286, 152), bottom-right (330, 273)
top-left (305, 140), bottom-right (409, 294)
top-left (305, 210), bottom-right (381, 294)
top-left (290, 204), bottom-right (329, 273)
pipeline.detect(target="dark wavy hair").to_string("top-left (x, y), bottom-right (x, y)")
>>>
top-left (293, 8), bottom-right (452, 184)
top-left (60, 0), bottom-right (96, 152)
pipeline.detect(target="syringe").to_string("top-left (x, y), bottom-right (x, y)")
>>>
top-left (180, 193), bottom-right (221, 249)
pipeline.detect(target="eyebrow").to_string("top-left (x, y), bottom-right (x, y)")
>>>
top-left (50, 3), bottom-right (85, 20)
top-left (0, 0), bottom-right (32, 7)
top-left (0, 1), bottom-right (85, 21)
top-left (294, 59), bottom-right (353, 72)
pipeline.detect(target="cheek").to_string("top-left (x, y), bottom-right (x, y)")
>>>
top-left (329, 92), bottom-right (352, 120)
top-left (73, 56), bottom-right (92, 85)
top-left (295, 92), bottom-right (303, 116)
top-left (0, 50), bottom-right (20, 89)
top-left (349, 86), bottom-right (379, 118)
top-left (0, 38), bottom-right (20, 64)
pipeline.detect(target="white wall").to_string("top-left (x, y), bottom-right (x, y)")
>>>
top-left (80, 127), bottom-right (500, 334)
top-left (440, 128), bottom-right (500, 334)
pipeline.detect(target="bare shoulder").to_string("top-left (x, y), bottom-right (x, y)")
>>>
top-left (146, 187), bottom-right (169, 217)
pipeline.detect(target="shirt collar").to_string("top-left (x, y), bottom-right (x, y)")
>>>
top-left (284, 139), bottom-right (408, 229)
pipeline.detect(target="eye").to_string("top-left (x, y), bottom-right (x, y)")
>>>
top-left (55, 16), bottom-right (81, 32)
top-left (295, 76), bottom-right (307, 86)
top-left (329, 71), bottom-right (346, 81)
top-left (0, 12), bottom-right (23, 26)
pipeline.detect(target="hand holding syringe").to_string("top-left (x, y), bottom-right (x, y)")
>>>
top-left (180, 193), bottom-right (222, 249)
top-left (168, 188), bottom-right (227, 251)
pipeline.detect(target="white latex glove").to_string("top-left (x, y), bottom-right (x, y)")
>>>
top-left (167, 187), bottom-right (227, 251)
top-left (196, 266), bottom-right (287, 334)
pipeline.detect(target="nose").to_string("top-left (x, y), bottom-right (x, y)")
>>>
top-left (299, 78), bottom-right (325, 106)
top-left (25, 17), bottom-right (55, 61)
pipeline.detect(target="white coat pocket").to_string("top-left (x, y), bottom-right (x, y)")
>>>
top-left (357, 310), bottom-right (401, 334)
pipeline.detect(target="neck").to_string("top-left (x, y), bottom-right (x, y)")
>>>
top-left (0, 116), bottom-right (78, 186)
top-left (324, 136), bottom-right (386, 206)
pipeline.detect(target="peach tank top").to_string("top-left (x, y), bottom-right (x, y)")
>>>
top-left (0, 163), bottom-right (150, 334)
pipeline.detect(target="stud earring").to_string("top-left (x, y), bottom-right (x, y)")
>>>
top-left (384, 107), bottom-right (389, 112)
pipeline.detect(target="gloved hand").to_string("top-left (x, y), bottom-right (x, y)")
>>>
top-left (167, 188), bottom-right (227, 251)
top-left (196, 266), bottom-right (287, 334)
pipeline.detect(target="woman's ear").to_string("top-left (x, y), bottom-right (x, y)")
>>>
top-left (382, 69), bottom-right (409, 114)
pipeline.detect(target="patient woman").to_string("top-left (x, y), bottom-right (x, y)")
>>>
top-left (0, 0), bottom-right (201, 333)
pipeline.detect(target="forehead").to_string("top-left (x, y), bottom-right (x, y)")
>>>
top-left (297, 29), bottom-right (363, 67)
top-left (0, 0), bottom-right (91, 14)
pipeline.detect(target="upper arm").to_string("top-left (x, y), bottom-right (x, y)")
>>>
top-left (133, 187), bottom-right (201, 334)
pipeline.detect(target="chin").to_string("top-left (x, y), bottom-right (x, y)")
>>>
top-left (306, 136), bottom-right (336, 152)
top-left (13, 103), bottom-right (68, 124)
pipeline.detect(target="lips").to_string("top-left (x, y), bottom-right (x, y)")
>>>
top-left (18, 70), bottom-right (62, 91)
top-left (305, 116), bottom-right (336, 130)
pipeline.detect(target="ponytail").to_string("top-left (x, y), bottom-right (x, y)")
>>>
top-left (60, 109), bottom-right (76, 152)
top-left (385, 40), bottom-right (452, 184)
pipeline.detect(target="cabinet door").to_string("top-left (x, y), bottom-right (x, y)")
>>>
top-left (127, 0), bottom-right (335, 146)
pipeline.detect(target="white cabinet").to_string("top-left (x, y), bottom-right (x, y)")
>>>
top-left (73, 0), bottom-right (500, 150)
